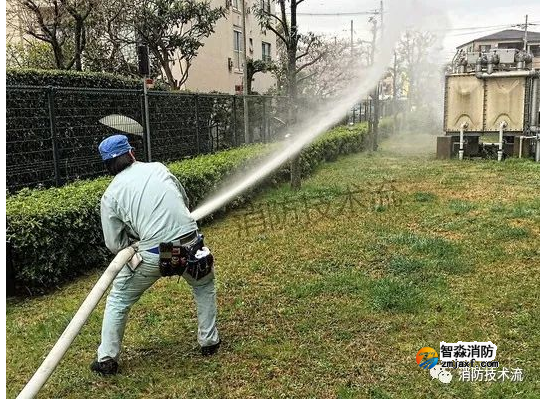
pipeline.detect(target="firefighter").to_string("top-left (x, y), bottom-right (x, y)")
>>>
top-left (90, 135), bottom-right (220, 375)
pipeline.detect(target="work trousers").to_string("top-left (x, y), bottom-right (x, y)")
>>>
top-left (97, 251), bottom-right (219, 362)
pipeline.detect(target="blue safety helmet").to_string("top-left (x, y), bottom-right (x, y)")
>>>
top-left (98, 135), bottom-right (134, 161)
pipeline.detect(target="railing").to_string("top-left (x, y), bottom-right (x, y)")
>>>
top-left (6, 86), bottom-right (288, 192)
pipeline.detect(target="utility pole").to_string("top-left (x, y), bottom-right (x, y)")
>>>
top-left (392, 50), bottom-right (398, 132)
top-left (371, 0), bottom-right (384, 150)
top-left (241, 0), bottom-right (250, 144)
top-left (523, 14), bottom-right (529, 51)
top-left (350, 20), bottom-right (354, 57)
top-left (380, 0), bottom-right (384, 39)
top-left (369, 16), bottom-right (379, 151)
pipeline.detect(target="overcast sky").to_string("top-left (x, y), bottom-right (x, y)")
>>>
top-left (294, 0), bottom-right (540, 62)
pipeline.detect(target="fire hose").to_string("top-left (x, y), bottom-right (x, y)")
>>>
top-left (16, 245), bottom-right (138, 399)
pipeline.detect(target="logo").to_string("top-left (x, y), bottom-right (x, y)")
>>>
top-left (430, 364), bottom-right (453, 384)
top-left (440, 341), bottom-right (498, 368)
top-left (416, 347), bottom-right (438, 370)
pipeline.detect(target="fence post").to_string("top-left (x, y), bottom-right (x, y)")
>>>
top-left (194, 94), bottom-right (200, 153)
top-left (139, 90), bottom-right (149, 162)
top-left (46, 87), bottom-right (61, 187)
top-left (142, 81), bottom-right (152, 161)
top-left (262, 97), bottom-right (267, 143)
top-left (232, 95), bottom-right (237, 147)
top-left (215, 99), bottom-right (219, 151)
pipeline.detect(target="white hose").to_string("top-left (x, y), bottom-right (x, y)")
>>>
top-left (17, 246), bottom-right (137, 399)
top-left (498, 121), bottom-right (507, 161)
top-left (459, 122), bottom-right (468, 160)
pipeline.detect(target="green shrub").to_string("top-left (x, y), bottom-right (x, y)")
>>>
top-left (7, 123), bottom-right (369, 294)
top-left (6, 68), bottom-right (142, 89)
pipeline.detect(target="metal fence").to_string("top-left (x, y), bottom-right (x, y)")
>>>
top-left (346, 98), bottom-right (400, 125)
top-left (6, 86), bottom-right (288, 192)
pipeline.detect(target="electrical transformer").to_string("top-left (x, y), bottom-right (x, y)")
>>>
top-left (438, 48), bottom-right (540, 160)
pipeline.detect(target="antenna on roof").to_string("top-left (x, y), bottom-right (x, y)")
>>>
top-left (523, 14), bottom-right (528, 51)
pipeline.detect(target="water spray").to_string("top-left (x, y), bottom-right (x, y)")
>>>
top-left (191, 0), bottom-right (442, 221)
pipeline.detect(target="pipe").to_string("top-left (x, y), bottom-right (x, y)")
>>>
top-left (535, 133), bottom-right (541, 162)
top-left (530, 77), bottom-right (540, 128)
top-left (498, 121), bottom-right (507, 161)
top-left (519, 135), bottom-right (538, 158)
top-left (475, 70), bottom-right (538, 79)
top-left (458, 122), bottom-right (468, 160)
top-left (487, 53), bottom-right (494, 74)
top-left (17, 245), bottom-right (138, 399)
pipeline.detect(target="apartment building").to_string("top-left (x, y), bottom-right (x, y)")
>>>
top-left (180, 0), bottom-right (277, 94)
top-left (6, 0), bottom-right (277, 93)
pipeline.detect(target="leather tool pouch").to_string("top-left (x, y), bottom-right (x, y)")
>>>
top-left (159, 234), bottom-right (213, 279)
top-left (159, 241), bottom-right (188, 277)
top-left (185, 235), bottom-right (214, 280)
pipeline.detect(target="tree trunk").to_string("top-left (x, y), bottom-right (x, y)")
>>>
top-left (52, 42), bottom-right (65, 69)
top-left (289, 1), bottom-right (301, 190)
top-left (155, 49), bottom-right (177, 89)
top-left (74, 20), bottom-right (83, 71)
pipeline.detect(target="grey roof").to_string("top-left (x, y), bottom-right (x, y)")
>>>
top-left (457, 29), bottom-right (540, 48)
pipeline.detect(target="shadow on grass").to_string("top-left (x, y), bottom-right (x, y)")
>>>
top-left (448, 199), bottom-right (476, 215)
top-left (412, 191), bottom-right (437, 203)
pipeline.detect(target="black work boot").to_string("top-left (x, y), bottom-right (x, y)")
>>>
top-left (90, 358), bottom-right (119, 375)
top-left (201, 340), bottom-right (221, 356)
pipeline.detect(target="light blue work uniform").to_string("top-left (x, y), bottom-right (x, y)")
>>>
top-left (97, 161), bottom-right (219, 362)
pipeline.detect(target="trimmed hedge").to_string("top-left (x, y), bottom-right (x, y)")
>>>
top-left (6, 68), bottom-right (142, 89)
top-left (7, 124), bottom-right (368, 295)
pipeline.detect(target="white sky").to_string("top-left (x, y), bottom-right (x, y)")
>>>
top-left (294, 0), bottom-right (540, 62)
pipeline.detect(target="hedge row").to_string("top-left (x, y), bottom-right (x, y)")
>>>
top-left (6, 68), bottom-right (142, 89)
top-left (6, 124), bottom-right (369, 295)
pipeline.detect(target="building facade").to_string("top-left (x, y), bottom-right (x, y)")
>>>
top-left (6, 0), bottom-right (277, 94)
top-left (179, 0), bottom-right (277, 94)
top-left (456, 29), bottom-right (540, 69)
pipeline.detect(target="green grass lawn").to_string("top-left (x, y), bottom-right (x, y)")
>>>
top-left (6, 133), bottom-right (540, 398)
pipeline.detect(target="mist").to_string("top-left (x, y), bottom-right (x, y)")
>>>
top-left (191, 0), bottom-right (449, 221)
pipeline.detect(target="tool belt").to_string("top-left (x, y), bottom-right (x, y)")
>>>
top-left (158, 232), bottom-right (214, 280)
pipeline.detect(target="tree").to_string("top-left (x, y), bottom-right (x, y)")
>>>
top-left (395, 30), bottom-right (436, 109)
top-left (13, 0), bottom-right (94, 70)
top-left (255, 0), bottom-right (324, 190)
top-left (295, 36), bottom-right (366, 98)
top-left (82, 0), bottom-right (140, 76)
top-left (6, 41), bottom-right (57, 69)
top-left (246, 58), bottom-right (274, 95)
top-left (133, 0), bottom-right (226, 90)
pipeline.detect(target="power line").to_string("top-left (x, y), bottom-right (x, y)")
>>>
top-left (295, 11), bottom-right (379, 16)
top-left (449, 24), bottom-right (540, 37)
top-left (438, 22), bottom-right (539, 32)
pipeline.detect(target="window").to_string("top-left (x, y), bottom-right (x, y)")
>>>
top-left (529, 44), bottom-right (540, 57)
top-left (233, 30), bottom-right (243, 69)
top-left (479, 44), bottom-right (492, 52)
top-left (261, 0), bottom-right (271, 13)
top-left (498, 42), bottom-right (524, 50)
top-left (262, 41), bottom-right (271, 62)
top-left (231, 0), bottom-right (239, 10)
